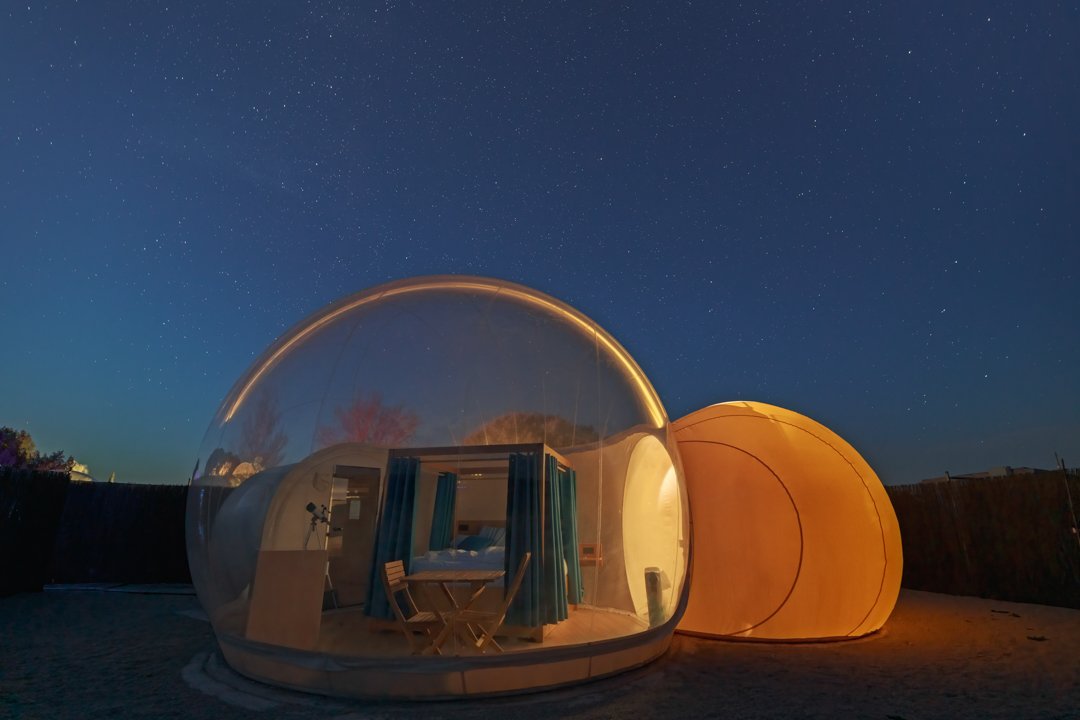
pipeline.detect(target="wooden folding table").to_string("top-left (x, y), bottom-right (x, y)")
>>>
top-left (404, 569), bottom-right (505, 654)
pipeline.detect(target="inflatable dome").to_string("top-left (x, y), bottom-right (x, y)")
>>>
top-left (672, 401), bottom-right (901, 641)
top-left (187, 276), bottom-right (689, 698)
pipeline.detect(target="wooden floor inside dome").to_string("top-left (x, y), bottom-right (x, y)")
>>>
top-left (315, 603), bottom-right (649, 658)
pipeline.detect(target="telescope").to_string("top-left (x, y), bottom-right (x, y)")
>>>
top-left (306, 502), bottom-right (329, 525)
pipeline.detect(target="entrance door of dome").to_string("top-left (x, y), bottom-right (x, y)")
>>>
top-left (328, 465), bottom-right (382, 608)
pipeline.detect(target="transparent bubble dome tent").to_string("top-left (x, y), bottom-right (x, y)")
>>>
top-left (187, 276), bottom-right (690, 698)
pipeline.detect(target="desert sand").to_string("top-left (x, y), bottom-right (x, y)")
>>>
top-left (1, 588), bottom-right (1076, 719)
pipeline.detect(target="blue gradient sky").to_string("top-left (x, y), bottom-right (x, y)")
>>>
top-left (2, 2), bottom-right (1077, 484)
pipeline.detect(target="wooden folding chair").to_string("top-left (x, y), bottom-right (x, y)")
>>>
top-left (453, 551), bottom-right (532, 653)
top-left (382, 560), bottom-right (444, 654)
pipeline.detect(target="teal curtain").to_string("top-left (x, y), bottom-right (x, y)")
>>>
top-left (365, 456), bottom-right (418, 619)
top-left (428, 471), bottom-right (457, 550)
top-left (557, 464), bottom-right (584, 604)
top-left (505, 452), bottom-right (543, 627)
top-left (505, 452), bottom-right (578, 627)
top-left (542, 454), bottom-right (569, 623)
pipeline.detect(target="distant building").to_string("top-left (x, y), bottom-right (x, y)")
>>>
top-left (70, 461), bottom-right (93, 482)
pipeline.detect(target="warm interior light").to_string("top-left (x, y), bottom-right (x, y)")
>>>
top-left (622, 435), bottom-right (686, 620)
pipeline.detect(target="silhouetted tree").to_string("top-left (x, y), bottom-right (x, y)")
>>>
top-left (316, 392), bottom-right (420, 448)
top-left (0, 426), bottom-right (75, 471)
top-left (463, 412), bottom-right (599, 447)
top-left (32, 449), bottom-right (74, 472)
top-left (238, 390), bottom-right (287, 470)
top-left (0, 427), bottom-right (32, 466)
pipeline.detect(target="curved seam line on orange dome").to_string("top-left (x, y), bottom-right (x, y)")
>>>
top-left (759, 417), bottom-right (889, 637)
top-left (222, 278), bottom-right (665, 428)
top-left (677, 412), bottom-right (889, 637)
top-left (677, 439), bottom-right (803, 636)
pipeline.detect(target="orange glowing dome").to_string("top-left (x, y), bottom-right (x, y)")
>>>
top-left (673, 401), bottom-right (902, 641)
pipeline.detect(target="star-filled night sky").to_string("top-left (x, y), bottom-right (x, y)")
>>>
top-left (2, 2), bottom-right (1077, 485)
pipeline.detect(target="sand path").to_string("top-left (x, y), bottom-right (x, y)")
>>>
top-left (1, 589), bottom-right (1076, 719)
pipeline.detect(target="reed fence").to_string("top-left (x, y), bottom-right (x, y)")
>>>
top-left (886, 470), bottom-right (1080, 608)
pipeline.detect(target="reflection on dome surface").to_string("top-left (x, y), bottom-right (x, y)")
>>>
top-left (186, 276), bottom-right (689, 698)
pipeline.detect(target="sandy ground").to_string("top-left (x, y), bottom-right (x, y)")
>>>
top-left (0, 588), bottom-right (1076, 720)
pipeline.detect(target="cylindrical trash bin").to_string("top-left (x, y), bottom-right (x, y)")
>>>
top-left (645, 567), bottom-right (664, 627)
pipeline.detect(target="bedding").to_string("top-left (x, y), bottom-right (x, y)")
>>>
top-left (456, 535), bottom-right (493, 552)
top-left (410, 545), bottom-right (505, 573)
top-left (477, 526), bottom-right (506, 546)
